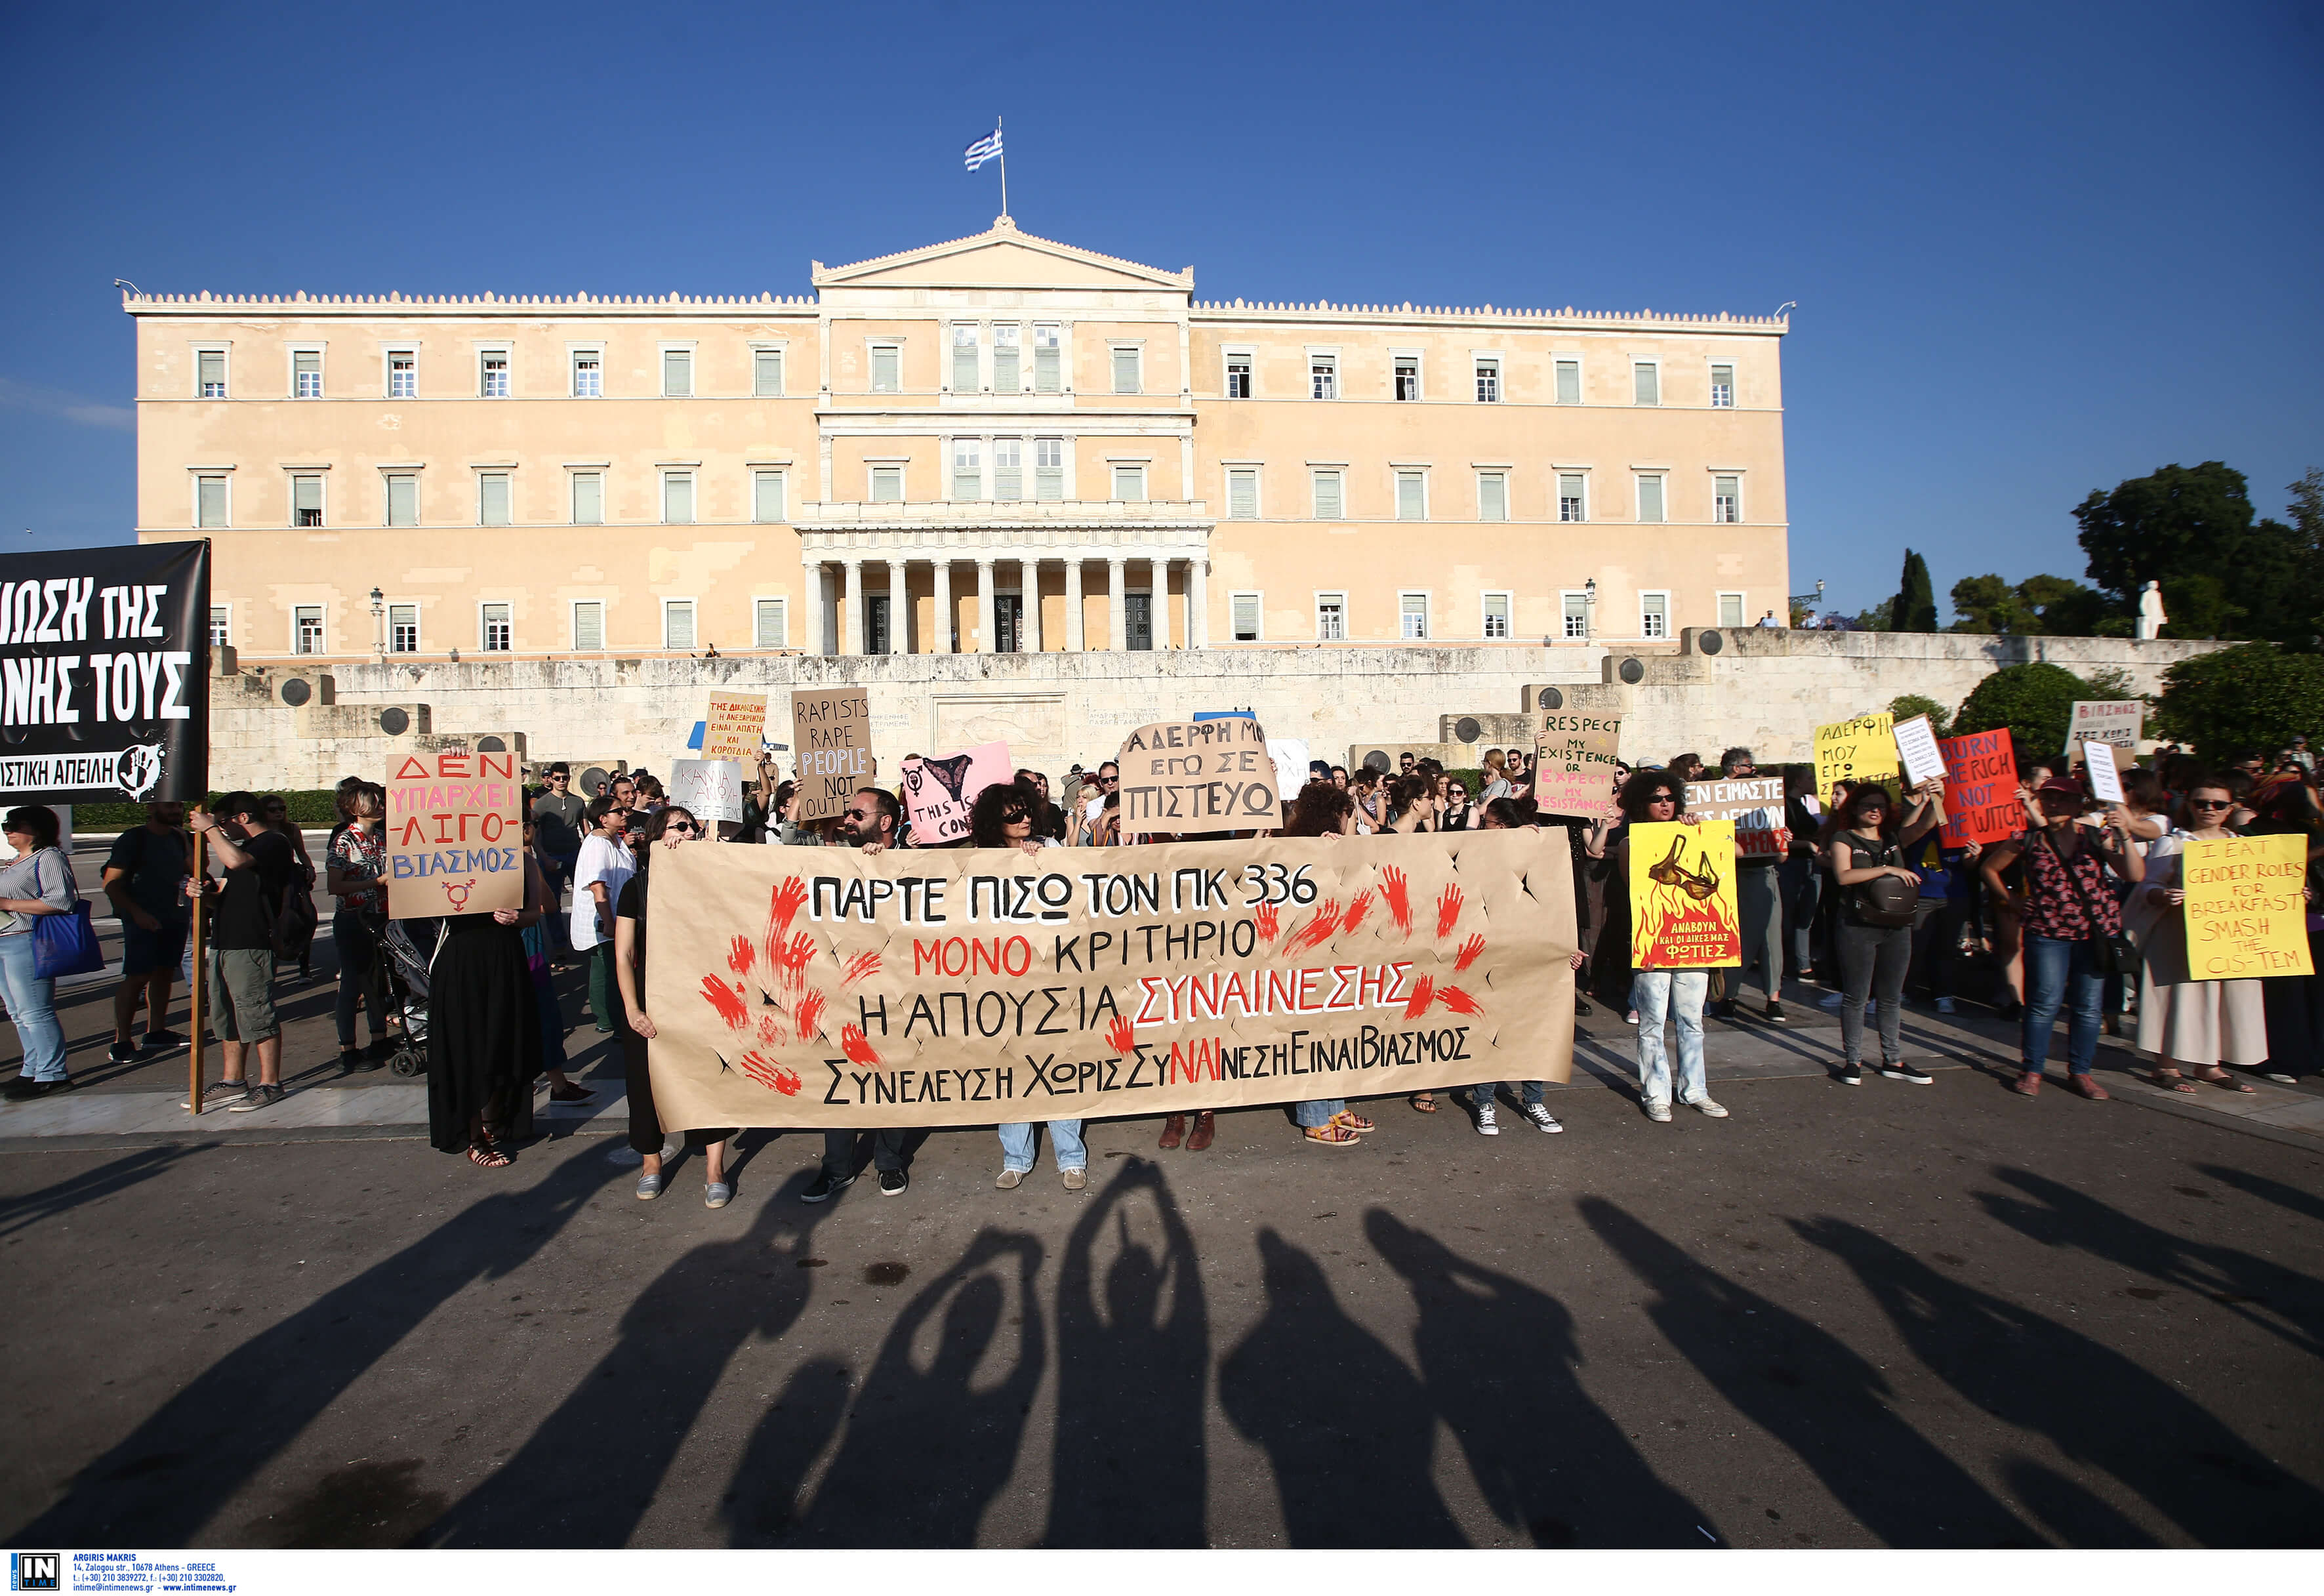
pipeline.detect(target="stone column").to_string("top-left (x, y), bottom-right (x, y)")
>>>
top-left (1147, 558), bottom-right (1166, 647)
top-left (886, 560), bottom-right (910, 655)
top-left (1107, 556), bottom-right (1128, 651)
top-left (1020, 558), bottom-right (1042, 653)
top-left (1189, 555), bottom-right (1209, 648)
top-left (1065, 559), bottom-right (1086, 652)
top-left (842, 559), bottom-right (864, 657)
top-left (932, 560), bottom-right (953, 654)
top-left (975, 558), bottom-right (996, 654)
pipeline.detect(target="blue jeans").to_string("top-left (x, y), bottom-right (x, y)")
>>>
top-left (1469, 1080), bottom-right (1545, 1106)
top-left (0, 931), bottom-right (66, 1081)
top-left (1294, 1098), bottom-right (1345, 1128)
top-left (2023, 933), bottom-right (2104, 1075)
top-left (1632, 970), bottom-right (1709, 1106)
top-left (998, 1119), bottom-right (1086, 1172)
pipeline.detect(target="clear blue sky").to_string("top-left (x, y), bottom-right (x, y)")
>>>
top-left (3, 0), bottom-right (2316, 621)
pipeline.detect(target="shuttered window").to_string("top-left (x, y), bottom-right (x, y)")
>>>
top-left (479, 473), bottom-right (511, 527)
top-left (952, 440), bottom-right (982, 500)
top-left (754, 348), bottom-right (784, 396)
top-left (385, 474), bottom-right (418, 527)
top-left (572, 472), bottom-right (603, 525)
top-left (992, 440), bottom-right (1023, 501)
top-left (1559, 474), bottom-right (1586, 522)
top-left (952, 325), bottom-right (979, 392)
top-left (1633, 361), bottom-right (1659, 405)
top-left (1111, 464), bottom-right (1146, 502)
top-left (1637, 474), bottom-right (1665, 523)
top-left (1555, 359), bottom-right (1581, 405)
top-left (1227, 468), bottom-right (1258, 520)
top-left (1562, 592), bottom-right (1590, 638)
top-left (293, 349), bottom-right (321, 398)
top-left (1714, 475), bottom-right (1740, 523)
top-left (1641, 592), bottom-right (1669, 638)
top-left (291, 474), bottom-right (323, 527)
top-left (870, 345), bottom-right (899, 394)
top-left (1477, 472), bottom-right (1507, 521)
top-left (197, 349), bottom-right (226, 398)
top-left (1313, 470), bottom-right (1343, 520)
top-left (481, 603), bottom-right (512, 652)
top-left (1033, 325), bottom-right (1061, 393)
top-left (1396, 471), bottom-right (1427, 520)
top-left (195, 475), bottom-right (228, 527)
top-left (662, 472), bottom-right (694, 523)
top-left (870, 465), bottom-right (903, 503)
top-left (754, 470), bottom-right (785, 523)
top-left (1316, 594), bottom-right (1345, 641)
top-left (662, 349), bottom-right (692, 398)
top-left (573, 601), bottom-right (604, 651)
top-left (389, 604), bottom-right (419, 653)
top-left (1710, 363), bottom-right (1734, 407)
top-left (663, 601), bottom-right (695, 651)
top-left (1719, 593), bottom-right (1746, 628)
top-left (1482, 592), bottom-right (1511, 638)
top-left (293, 605), bottom-right (324, 654)
top-left (755, 598), bottom-right (786, 649)
top-left (1034, 440), bottom-right (1064, 501)
top-left (992, 325), bottom-right (1020, 392)
top-left (1231, 592), bottom-right (1261, 642)
top-left (1400, 592), bottom-right (1429, 640)
top-left (1112, 346), bottom-right (1141, 394)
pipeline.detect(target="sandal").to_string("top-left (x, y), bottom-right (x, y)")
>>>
top-left (468, 1138), bottom-right (512, 1168)
top-left (1408, 1092), bottom-right (1437, 1113)
top-left (2194, 1067), bottom-right (2256, 1094)
top-left (1332, 1110), bottom-right (1376, 1134)
top-left (1303, 1122), bottom-right (1362, 1147)
top-left (2153, 1069), bottom-right (2199, 1094)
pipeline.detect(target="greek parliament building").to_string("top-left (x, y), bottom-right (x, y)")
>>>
top-left (128, 217), bottom-right (1787, 670)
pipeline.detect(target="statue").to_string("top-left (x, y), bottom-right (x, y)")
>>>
top-left (2136, 580), bottom-right (2167, 641)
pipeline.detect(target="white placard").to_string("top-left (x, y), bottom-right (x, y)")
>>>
top-left (668, 758), bottom-right (744, 826)
top-left (2081, 739), bottom-right (2124, 805)
top-left (1267, 739), bottom-right (1311, 803)
top-left (1892, 714), bottom-right (1946, 787)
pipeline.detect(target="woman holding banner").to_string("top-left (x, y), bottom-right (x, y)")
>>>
top-left (427, 834), bottom-right (548, 1168)
top-left (975, 782), bottom-right (1092, 1186)
top-left (1825, 779), bottom-right (1947, 1086)
top-left (617, 804), bottom-right (739, 1205)
top-left (2129, 779), bottom-right (2268, 1093)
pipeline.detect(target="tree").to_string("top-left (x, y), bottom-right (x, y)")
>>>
top-left (1947, 572), bottom-right (2115, 636)
top-left (1888, 693), bottom-right (1951, 739)
top-left (2151, 644), bottom-right (2324, 763)
top-left (1953, 662), bottom-right (2132, 756)
top-left (1852, 599), bottom-right (1893, 632)
top-left (2073, 462), bottom-right (2320, 646)
top-left (1890, 549), bottom-right (1937, 633)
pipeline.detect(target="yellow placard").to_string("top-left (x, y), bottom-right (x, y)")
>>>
top-left (2182, 834), bottom-right (2314, 981)
top-left (1628, 819), bottom-right (1742, 969)
top-left (1814, 713), bottom-right (1897, 802)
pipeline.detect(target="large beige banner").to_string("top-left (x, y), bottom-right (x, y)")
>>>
top-left (645, 829), bottom-right (1576, 1130)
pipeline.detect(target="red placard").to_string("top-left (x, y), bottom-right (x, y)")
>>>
top-left (1939, 729), bottom-right (2020, 846)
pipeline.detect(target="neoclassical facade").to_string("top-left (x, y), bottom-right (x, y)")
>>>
top-left (129, 218), bottom-right (1789, 663)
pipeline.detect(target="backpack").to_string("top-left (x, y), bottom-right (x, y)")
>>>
top-left (1843, 834), bottom-right (1920, 928)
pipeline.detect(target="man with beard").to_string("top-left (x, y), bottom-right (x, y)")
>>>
top-left (802, 786), bottom-right (915, 1202)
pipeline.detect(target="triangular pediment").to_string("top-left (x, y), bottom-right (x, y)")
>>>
top-left (813, 220), bottom-right (1193, 293)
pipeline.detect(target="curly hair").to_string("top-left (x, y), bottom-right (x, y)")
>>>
top-left (969, 779), bottom-right (1038, 848)
top-left (1283, 782), bottom-right (1353, 838)
top-left (1616, 767), bottom-right (1686, 822)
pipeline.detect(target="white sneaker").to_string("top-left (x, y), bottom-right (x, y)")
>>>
top-left (1475, 1101), bottom-right (1499, 1136)
top-left (1522, 1102), bottom-right (1564, 1134)
top-left (1934, 996), bottom-right (1957, 1015)
top-left (1818, 992), bottom-right (1845, 1010)
top-left (1645, 1100), bottom-right (1673, 1122)
top-left (1685, 1096), bottom-right (1730, 1118)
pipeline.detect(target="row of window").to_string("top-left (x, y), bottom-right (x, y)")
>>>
top-left (1238, 587), bottom-right (1755, 644)
top-left (186, 458), bottom-right (1743, 529)
top-left (182, 336), bottom-right (1741, 407)
top-left (242, 595), bottom-right (793, 659)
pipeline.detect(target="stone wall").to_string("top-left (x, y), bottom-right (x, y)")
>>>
top-left (211, 629), bottom-right (2227, 790)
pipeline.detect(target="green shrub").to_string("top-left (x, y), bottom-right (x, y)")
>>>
top-left (1953, 662), bottom-right (2133, 755)
top-left (71, 789), bottom-right (344, 830)
top-left (2153, 644), bottom-right (2324, 762)
top-left (1888, 693), bottom-right (1952, 739)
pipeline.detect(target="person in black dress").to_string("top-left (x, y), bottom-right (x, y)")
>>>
top-left (427, 846), bottom-right (548, 1167)
top-left (615, 804), bottom-right (739, 1206)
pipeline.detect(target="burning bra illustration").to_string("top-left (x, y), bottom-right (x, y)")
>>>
top-left (1647, 834), bottom-right (1721, 900)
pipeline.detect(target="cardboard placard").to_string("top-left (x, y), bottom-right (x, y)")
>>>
top-left (1684, 776), bottom-right (1789, 859)
top-left (2069, 699), bottom-right (2143, 753)
top-left (386, 749), bottom-right (524, 918)
top-left (1814, 713), bottom-right (1897, 801)
top-left (1893, 714), bottom-right (1946, 787)
top-left (645, 828), bottom-right (1576, 1129)
top-left (1938, 729), bottom-right (2021, 846)
top-left (900, 742), bottom-right (1013, 846)
top-left (1629, 819), bottom-right (1742, 968)
top-left (1533, 710), bottom-right (1623, 819)
top-left (1116, 718), bottom-right (1281, 833)
top-left (2182, 833), bottom-right (2314, 981)
top-left (702, 692), bottom-right (769, 762)
top-left (668, 758), bottom-right (744, 827)
top-left (790, 687), bottom-right (875, 821)
top-left (2081, 739), bottom-right (2124, 805)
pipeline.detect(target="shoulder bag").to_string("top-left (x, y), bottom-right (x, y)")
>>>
top-left (2035, 832), bottom-right (2138, 977)
top-left (1844, 834), bottom-right (1921, 928)
top-left (29, 851), bottom-right (102, 979)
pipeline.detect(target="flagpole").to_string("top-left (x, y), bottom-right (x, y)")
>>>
top-left (997, 115), bottom-right (1008, 219)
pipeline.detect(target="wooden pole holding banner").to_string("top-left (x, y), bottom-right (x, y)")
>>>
top-left (187, 815), bottom-right (205, 1116)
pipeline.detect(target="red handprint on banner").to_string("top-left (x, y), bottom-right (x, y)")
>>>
top-left (1254, 901), bottom-right (1280, 942)
top-left (727, 935), bottom-right (756, 978)
top-left (1435, 884), bottom-right (1465, 939)
top-left (1286, 900), bottom-right (1343, 954)
top-left (1435, 985), bottom-right (1485, 1017)
top-left (1453, 933), bottom-right (1486, 973)
top-left (1107, 1015), bottom-right (1135, 1054)
top-left (1339, 891), bottom-right (1374, 936)
top-left (840, 1023), bottom-right (882, 1065)
top-left (841, 950), bottom-right (882, 985)
top-left (794, 990), bottom-right (827, 1042)
top-left (1379, 867), bottom-right (1413, 935)
top-left (1402, 973), bottom-right (1436, 1021)
top-left (699, 975), bottom-right (749, 1029)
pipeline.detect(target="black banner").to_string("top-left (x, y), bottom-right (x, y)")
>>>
top-left (0, 541), bottom-right (209, 803)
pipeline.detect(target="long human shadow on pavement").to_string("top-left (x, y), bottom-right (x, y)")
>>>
top-left (1366, 1209), bottom-right (1709, 1547)
top-left (1044, 1157), bottom-right (1208, 1547)
top-left (1794, 1216), bottom-right (2324, 1546)
top-left (10, 1141), bottom-right (619, 1546)
top-left (422, 1168), bottom-right (828, 1547)
top-left (0, 1144), bottom-right (211, 1240)
top-left (1579, 1198), bottom-right (2045, 1547)
top-left (2193, 1163), bottom-right (2324, 1228)
top-left (1979, 1168), bottom-right (2324, 1359)
top-left (1220, 1227), bottom-right (1465, 1547)
top-left (779, 1227), bottom-right (1046, 1546)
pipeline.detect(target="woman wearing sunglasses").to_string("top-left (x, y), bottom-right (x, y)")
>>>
top-left (1592, 769), bottom-right (1728, 1122)
top-left (2128, 779), bottom-right (2268, 1094)
top-left (617, 806), bottom-right (740, 1205)
top-left (973, 782), bottom-right (1090, 1188)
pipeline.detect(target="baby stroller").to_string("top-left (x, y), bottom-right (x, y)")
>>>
top-left (381, 915), bottom-right (441, 1077)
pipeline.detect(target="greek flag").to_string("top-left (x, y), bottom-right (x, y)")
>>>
top-left (963, 127), bottom-right (1002, 171)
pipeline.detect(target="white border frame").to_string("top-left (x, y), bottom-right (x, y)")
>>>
top-left (1480, 589), bottom-right (1514, 640)
top-left (1710, 468), bottom-right (1744, 523)
top-left (291, 602), bottom-right (327, 657)
top-left (657, 340), bottom-right (699, 399)
top-left (1110, 462), bottom-right (1148, 503)
top-left (1635, 471), bottom-right (1667, 524)
top-left (1475, 469), bottom-right (1509, 522)
top-left (1030, 321), bottom-right (1065, 396)
top-left (287, 343), bottom-right (324, 399)
top-left (477, 599), bottom-right (516, 654)
top-left (192, 342), bottom-right (231, 399)
top-left (660, 468), bottom-right (697, 525)
top-left (1223, 464), bottom-right (1261, 520)
top-left (1708, 356), bottom-right (1737, 409)
top-left (1107, 340), bottom-right (1145, 396)
top-left (1555, 468), bottom-right (1589, 523)
top-left (1631, 355), bottom-right (1662, 407)
top-left (567, 466), bottom-right (605, 525)
top-left (1553, 354), bottom-right (1583, 406)
top-left (1221, 344), bottom-right (1255, 399)
top-left (1397, 588), bottom-right (1433, 642)
top-left (989, 322), bottom-right (1024, 396)
top-left (1310, 466), bottom-right (1347, 522)
top-left (382, 343), bottom-right (419, 400)
top-left (381, 468), bottom-right (421, 529)
top-left (567, 342), bottom-right (606, 399)
top-left (867, 461), bottom-right (907, 503)
top-left (1639, 588), bottom-right (1672, 640)
top-left (1393, 467), bottom-right (1430, 522)
top-left (752, 466), bottom-right (788, 525)
top-left (1391, 347), bottom-right (1424, 402)
top-left (1715, 591), bottom-right (1749, 629)
top-left (285, 468), bottom-right (325, 529)
top-left (208, 601), bottom-right (232, 652)
top-left (386, 599), bottom-right (422, 655)
top-left (749, 340), bottom-right (790, 398)
top-left (1470, 349), bottom-right (1505, 404)
top-left (475, 341), bottom-right (513, 399)
top-left (947, 321), bottom-right (981, 395)
top-left (866, 338), bottom-right (904, 396)
top-left (1227, 589), bottom-right (1265, 644)
top-left (753, 594), bottom-right (790, 650)
top-left (950, 437), bottom-right (985, 502)
top-left (1313, 589), bottom-right (1349, 642)
top-left (1558, 588), bottom-right (1592, 640)
top-left (569, 598), bottom-right (607, 653)
top-left (476, 468), bottom-right (514, 528)
top-left (661, 596), bottom-right (700, 652)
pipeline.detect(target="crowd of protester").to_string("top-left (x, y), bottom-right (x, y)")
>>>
top-left (3, 731), bottom-right (2319, 1205)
